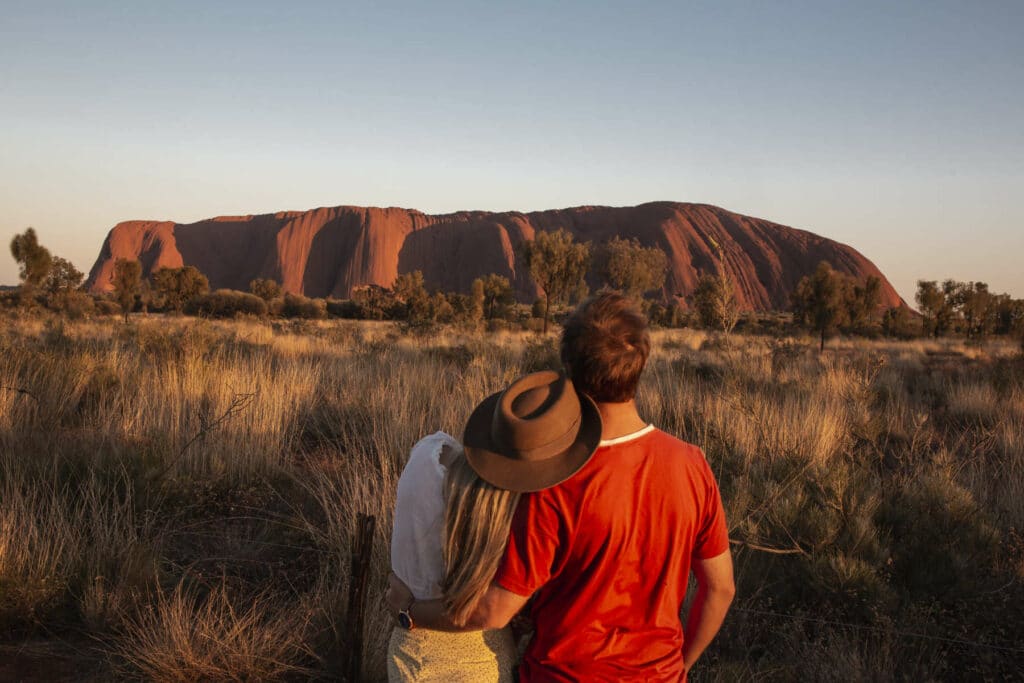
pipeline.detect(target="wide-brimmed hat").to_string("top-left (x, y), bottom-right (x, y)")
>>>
top-left (463, 371), bottom-right (602, 493)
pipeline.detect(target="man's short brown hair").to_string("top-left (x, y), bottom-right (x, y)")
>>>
top-left (560, 292), bottom-right (651, 403)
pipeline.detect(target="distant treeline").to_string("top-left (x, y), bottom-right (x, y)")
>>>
top-left (6, 227), bottom-right (1024, 344)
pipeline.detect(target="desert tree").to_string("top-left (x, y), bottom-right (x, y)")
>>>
top-left (153, 266), bottom-right (210, 313)
top-left (250, 278), bottom-right (282, 302)
top-left (474, 274), bottom-right (514, 320)
top-left (593, 237), bottom-right (668, 300)
top-left (41, 256), bottom-right (88, 314)
top-left (280, 293), bottom-right (327, 319)
top-left (9, 227), bottom-right (53, 304)
top-left (351, 285), bottom-right (395, 320)
top-left (112, 258), bottom-right (142, 323)
top-left (430, 291), bottom-right (454, 324)
top-left (953, 281), bottom-right (995, 338)
top-left (42, 256), bottom-right (83, 296)
top-left (519, 228), bottom-right (591, 334)
top-left (392, 271), bottom-right (426, 303)
top-left (881, 306), bottom-right (911, 338)
top-left (791, 262), bottom-right (850, 352)
top-left (993, 296), bottom-right (1024, 336)
top-left (392, 271), bottom-right (434, 326)
top-left (692, 273), bottom-right (741, 334)
top-left (915, 280), bottom-right (958, 338)
top-left (846, 276), bottom-right (882, 331)
top-left (138, 278), bottom-right (166, 315)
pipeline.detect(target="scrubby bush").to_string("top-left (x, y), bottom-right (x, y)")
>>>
top-left (881, 306), bottom-right (915, 338)
top-left (692, 274), bottom-right (740, 333)
top-left (523, 316), bottom-right (545, 334)
top-left (188, 289), bottom-right (269, 318)
top-left (92, 295), bottom-right (122, 316)
top-left (446, 291), bottom-right (482, 327)
top-left (152, 266), bottom-right (209, 313)
top-left (474, 274), bottom-right (514, 321)
top-left (249, 278), bottom-right (282, 302)
top-left (351, 285), bottom-right (400, 320)
top-left (531, 298), bottom-right (546, 319)
top-left (48, 289), bottom-right (95, 319)
top-left (325, 298), bottom-right (362, 319)
top-left (645, 300), bottom-right (688, 328)
top-left (0, 289), bottom-right (20, 310)
top-left (593, 236), bottom-right (667, 299)
top-left (280, 293), bottom-right (327, 319)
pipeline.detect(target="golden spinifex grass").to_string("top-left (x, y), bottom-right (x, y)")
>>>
top-left (1, 315), bottom-right (1022, 680)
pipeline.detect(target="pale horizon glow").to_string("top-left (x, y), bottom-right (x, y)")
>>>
top-left (2, 1), bottom-right (1022, 304)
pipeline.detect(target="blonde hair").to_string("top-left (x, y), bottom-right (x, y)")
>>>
top-left (441, 449), bottom-right (522, 626)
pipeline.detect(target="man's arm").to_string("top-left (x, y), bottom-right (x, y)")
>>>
top-left (387, 572), bottom-right (529, 632)
top-left (682, 549), bottom-right (735, 672)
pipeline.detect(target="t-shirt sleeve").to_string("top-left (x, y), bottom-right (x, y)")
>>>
top-left (493, 491), bottom-right (566, 597)
top-left (692, 454), bottom-right (731, 560)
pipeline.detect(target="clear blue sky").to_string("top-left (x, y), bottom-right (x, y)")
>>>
top-left (2, 1), bottom-right (1022, 302)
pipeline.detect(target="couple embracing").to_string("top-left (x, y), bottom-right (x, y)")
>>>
top-left (387, 293), bottom-right (735, 682)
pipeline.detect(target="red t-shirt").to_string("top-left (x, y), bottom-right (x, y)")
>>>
top-left (494, 426), bottom-right (730, 682)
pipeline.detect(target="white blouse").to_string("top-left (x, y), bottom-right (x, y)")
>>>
top-left (390, 431), bottom-right (459, 601)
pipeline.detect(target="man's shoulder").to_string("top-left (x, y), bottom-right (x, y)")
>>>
top-left (646, 427), bottom-right (706, 460)
top-left (591, 427), bottom-right (711, 482)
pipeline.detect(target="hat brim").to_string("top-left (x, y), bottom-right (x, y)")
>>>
top-left (462, 389), bottom-right (602, 493)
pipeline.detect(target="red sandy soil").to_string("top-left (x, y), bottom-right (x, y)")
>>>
top-left (86, 201), bottom-right (904, 311)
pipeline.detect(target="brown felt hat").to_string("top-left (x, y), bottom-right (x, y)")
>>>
top-left (463, 371), bottom-right (602, 493)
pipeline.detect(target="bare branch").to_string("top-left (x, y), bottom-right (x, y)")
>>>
top-left (153, 391), bottom-right (257, 482)
top-left (2, 385), bottom-right (40, 403)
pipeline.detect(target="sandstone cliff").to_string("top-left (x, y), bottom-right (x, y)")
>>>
top-left (86, 201), bottom-right (904, 311)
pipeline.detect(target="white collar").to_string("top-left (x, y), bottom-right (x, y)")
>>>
top-left (599, 424), bottom-right (655, 447)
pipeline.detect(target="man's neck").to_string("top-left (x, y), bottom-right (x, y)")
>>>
top-left (596, 400), bottom-right (648, 441)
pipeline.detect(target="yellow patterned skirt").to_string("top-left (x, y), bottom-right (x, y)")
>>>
top-left (387, 626), bottom-right (517, 682)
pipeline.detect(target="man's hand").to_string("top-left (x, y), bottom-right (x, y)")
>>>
top-left (387, 572), bottom-right (414, 618)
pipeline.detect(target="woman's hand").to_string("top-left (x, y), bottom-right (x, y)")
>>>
top-left (387, 571), bottom-right (415, 617)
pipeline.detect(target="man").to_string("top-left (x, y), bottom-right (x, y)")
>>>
top-left (389, 292), bottom-right (734, 681)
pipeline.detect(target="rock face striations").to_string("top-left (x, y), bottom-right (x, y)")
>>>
top-left (86, 201), bottom-right (903, 311)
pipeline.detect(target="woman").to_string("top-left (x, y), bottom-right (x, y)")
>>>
top-left (387, 371), bottom-right (602, 682)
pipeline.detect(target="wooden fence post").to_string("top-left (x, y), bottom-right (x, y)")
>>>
top-left (345, 513), bottom-right (376, 682)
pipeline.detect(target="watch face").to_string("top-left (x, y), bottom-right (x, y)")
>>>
top-left (398, 611), bottom-right (413, 630)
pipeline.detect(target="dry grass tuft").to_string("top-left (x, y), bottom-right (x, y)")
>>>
top-left (111, 580), bottom-right (314, 682)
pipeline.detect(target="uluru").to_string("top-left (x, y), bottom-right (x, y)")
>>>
top-left (85, 201), bottom-right (903, 311)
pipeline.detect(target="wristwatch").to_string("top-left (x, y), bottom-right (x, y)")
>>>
top-left (398, 598), bottom-right (416, 630)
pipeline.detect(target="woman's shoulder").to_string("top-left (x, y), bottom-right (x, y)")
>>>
top-left (400, 431), bottom-right (462, 480)
top-left (410, 431), bottom-right (461, 462)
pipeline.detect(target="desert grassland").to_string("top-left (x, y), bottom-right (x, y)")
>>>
top-left (1, 314), bottom-right (1022, 681)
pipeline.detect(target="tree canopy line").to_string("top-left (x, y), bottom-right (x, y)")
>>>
top-left (7, 227), bottom-right (1024, 343)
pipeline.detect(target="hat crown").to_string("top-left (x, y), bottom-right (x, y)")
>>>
top-left (492, 371), bottom-right (582, 461)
